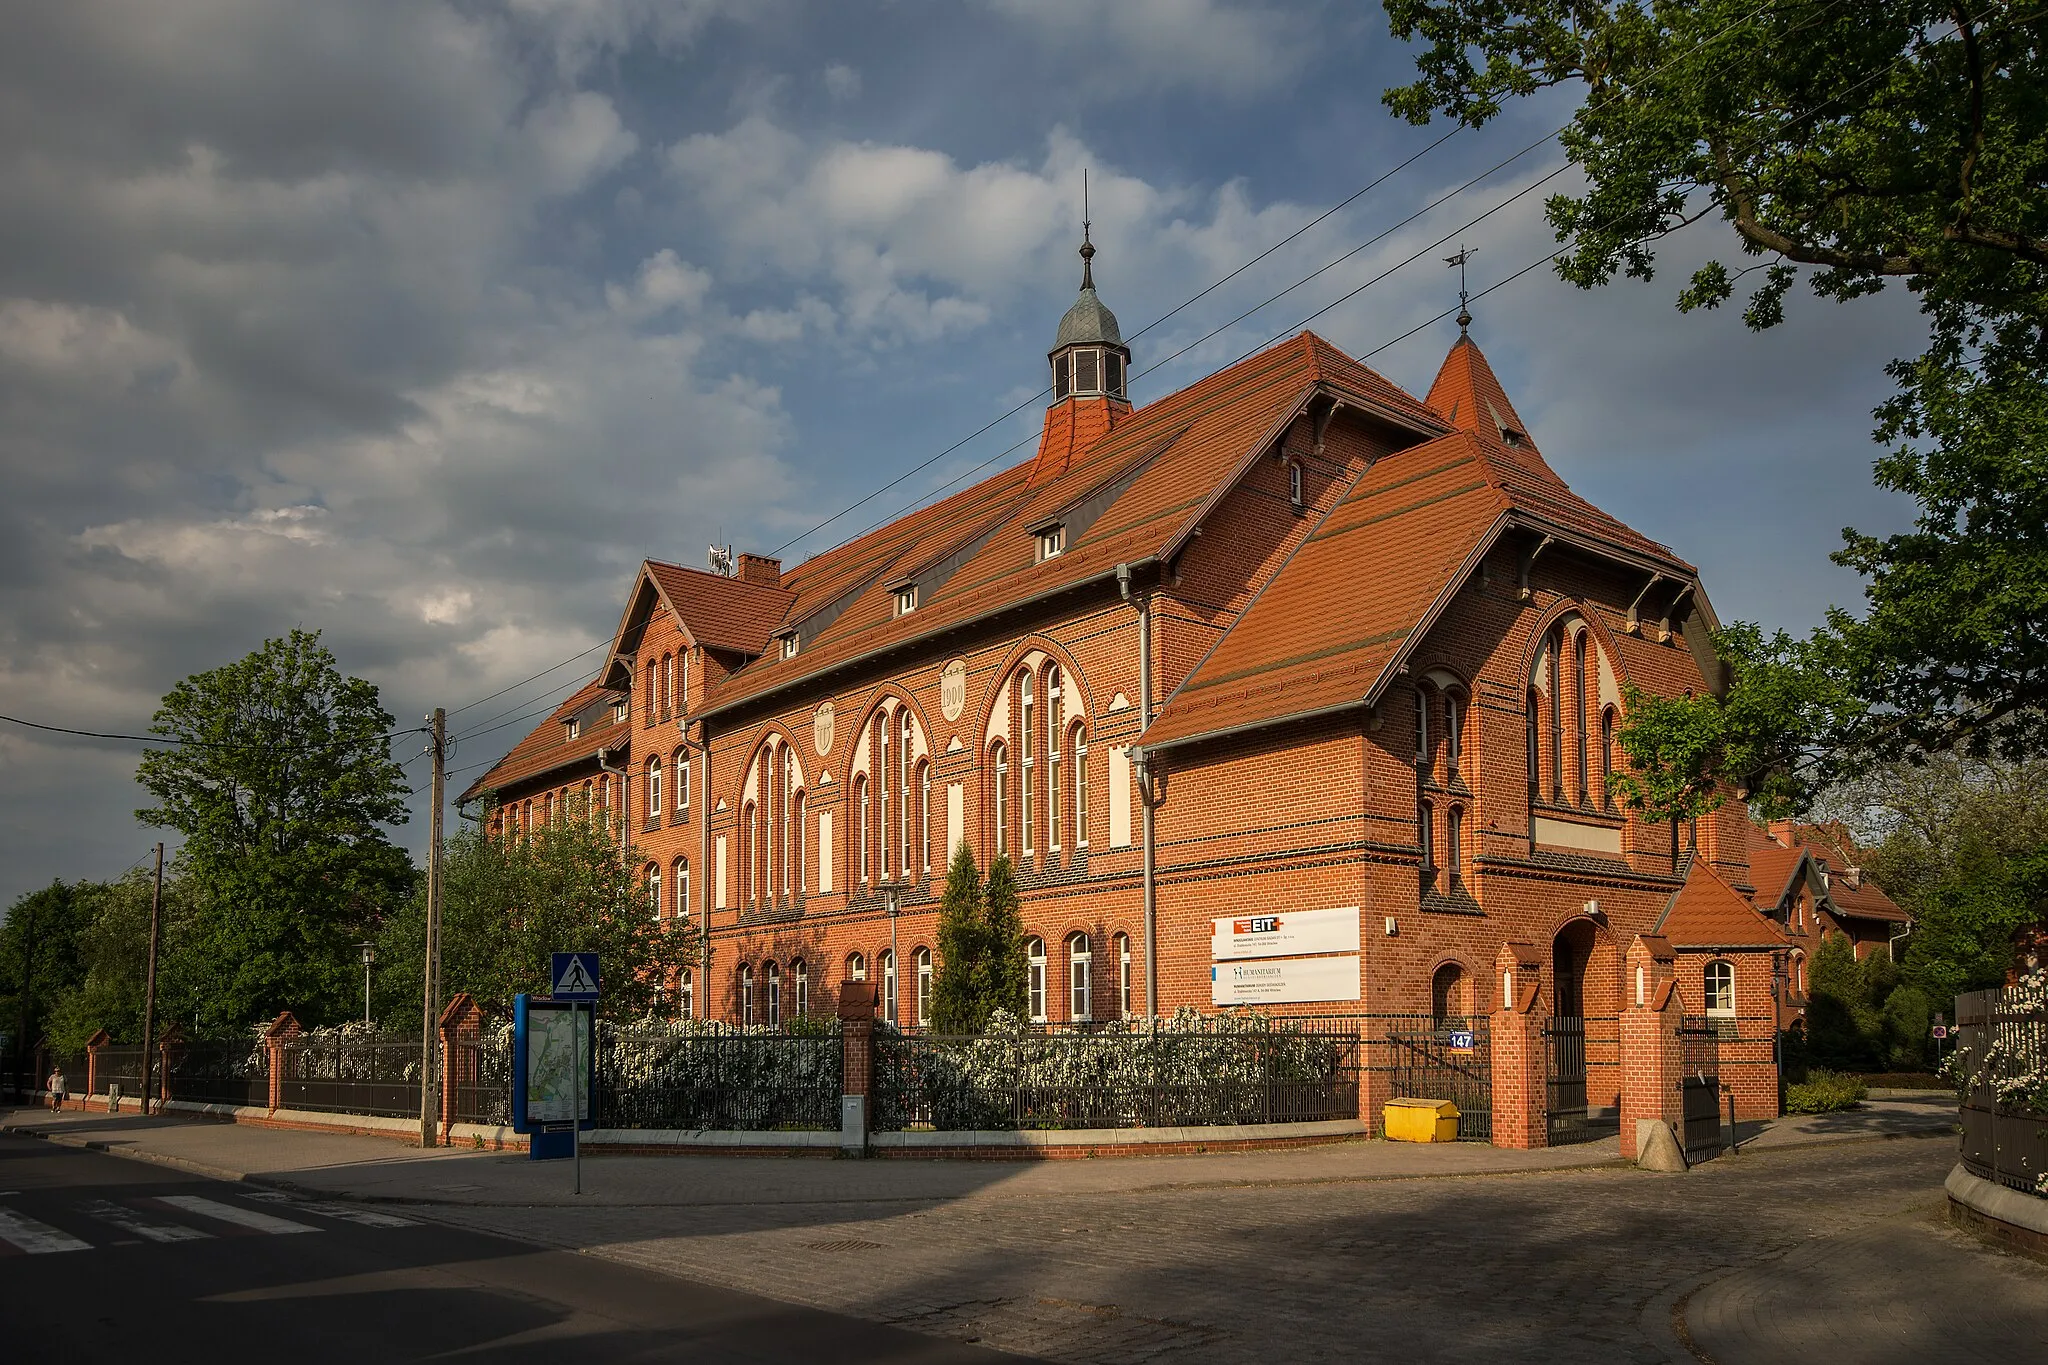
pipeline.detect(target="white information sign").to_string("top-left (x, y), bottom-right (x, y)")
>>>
top-left (1211, 905), bottom-right (1361, 961)
top-left (1212, 955), bottom-right (1361, 1006)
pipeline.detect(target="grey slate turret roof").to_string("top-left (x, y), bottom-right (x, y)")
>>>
top-left (1054, 285), bottom-right (1122, 349)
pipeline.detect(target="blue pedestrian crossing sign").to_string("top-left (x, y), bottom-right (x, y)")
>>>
top-left (551, 952), bottom-right (600, 1001)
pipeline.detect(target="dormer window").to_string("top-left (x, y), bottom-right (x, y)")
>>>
top-left (565, 717), bottom-right (580, 741)
top-left (894, 584), bottom-right (918, 616)
top-left (1036, 525), bottom-right (1065, 561)
top-left (1499, 423), bottom-right (1527, 448)
top-left (1288, 460), bottom-right (1304, 510)
top-left (778, 632), bottom-right (799, 661)
top-left (611, 701), bottom-right (627, 725)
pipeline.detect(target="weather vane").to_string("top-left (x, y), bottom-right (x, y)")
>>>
top-left (1444, 245), bottom-right (1475, 334)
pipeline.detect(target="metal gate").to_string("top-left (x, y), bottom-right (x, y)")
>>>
top-left (1679, 1019), bottom-right (1724, 1163)
top-left (1544, 1015), bottom-right (1620, 1146)
top-left (1388, 1018), bottom-right (1491, 1140)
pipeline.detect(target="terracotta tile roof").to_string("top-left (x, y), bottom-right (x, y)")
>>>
top-left (1775, 821), bottom-right (1910, 923)
top-left (646, 562), bottom-right (793, 655)
top-left (1824, 874), bottom-right (1911, 923)
top-left (1656, 858), bottom-right (1791, 948)
top-left (1139, 430), bottom-right (1509, 750)
top-left (700, 332), bottom-right (1440, 719)
top-left (1425, 333), bottom-right (1560, 481)
top-left (1745, 838), bottom-right (1807, 911)
top-left (458, 680), bottom-right (622, 802)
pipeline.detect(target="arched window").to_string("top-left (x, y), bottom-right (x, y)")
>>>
top-left (1068, 933), bottom-right (1092, 1022)
top-left (597, 775), bottom-right (610, 830)
top-left (678, 968), bottom-right (693, 1020)
top-left (1115, 932), bottom-right (1132, 1018)
top-left (675, 752), bottom-right (690, 814)
top-left (991, 741), bottom-right (1010, 856)
top-left (856, 775), bottom-right (871, 884)
top-left (542, 792), bottom-right (554, 826)
top-left (1445, 692), bottom-right (1465, 781)
top-left (880, 949), bottom-right (897, 1024)
top-left (876, 711), bottom-right (891, 880)
top-left (661, 653), bottom-right (673, 715)
top-left (1073, 723), bottom-right (1089, 847)
top-left (1446, 806), bottom-right (1464, 888)
top-left (1019, 670), bottom-right (1035, 857)
top-left (1431, 962), bottom-right (1467, 1022)
top-left (793, 958), bottom-right (808, 1017)
top-left (1026, 937), bottom-right (1047, 1022)
top-left (672, 858), bottom-right (690, 922)
top-left (847, 951), bottom-right (867, 983)
top-left (1705, 960), bottom-right (1736, 1018)
top-left (1419, 800), bottom-right (1435, 891)
top-left (781, 746), bottom-right (797, 899)
top-left (792, 789), bottom-right (807, 892)
top-left (764, 961), bottom-right (781, 1027)
top-left (1046, 666), bottom-right (1062, 852)
top-left (739, 802), bottom-right (756, 905)
top-left (1525, 689), bottom-right (1540, 794)
top-left (1791, 951), bottom-right (1807, 997)
top-left (1548, 629), bottom-right (1565, 798)
top-left (900, 711), bottom-right (915, 879)
top-left (1600, 708), bottom-right (1617, 810)
top-left (918, 760), bottom-right (932, 875)
top-left (1415, 683), bottom-right (1431, 768)
top-left (647, 757), bottom-right (662, 819)
top-left (646, 863), bottom-right (662, 921)
top-left (644, 660), bottom-right (655, 716)
top-left (738, 964), bottom-right (754, 1025)
top-left (913, 946), bottom-right (932, 1027)
top-left (1573, 630), bottom-right (1590, 803)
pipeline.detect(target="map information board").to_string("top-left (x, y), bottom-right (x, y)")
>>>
top-left (523, 1003), bottom-right (589, 1124)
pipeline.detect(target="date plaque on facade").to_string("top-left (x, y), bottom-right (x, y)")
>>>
top-left (940, 659), bottom-right (967, 722)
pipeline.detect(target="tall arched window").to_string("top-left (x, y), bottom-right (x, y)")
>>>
top-left (1525, 689), bottom-right (1540, 795)
top-left (918, 760), bottom-right (932, 875)
top-left (1073, 723), bottom-right (1089, 847)
top-left (875, 712), bottom-right (891, 881)
top-left (1019, 671), bottom-right (1035, 857)
top-left (856, 776), bottom-right (871, 884)
top-left (672, 858), bottom-right (690, 922)
top-left (1415, 683), bottom-right (1431, 768)
top-left (991, 741), bottom-right (1010, 856)
top-left (1548, 629), bottom-right (1565, 799)
top-left (782, 746), bottom-right (799, 899)
top-left (738, 964), bottom-right (754, 1025)
top-left (661, 653), bottom-right (673, 715)
top-left (793, 958), bottom-right (809, 1017)
top-left (739, 802), bottom-right (756, 905)
top-left (1446, 692), bottom-right (1465, 781)
top-left (914, 946), bottom-right (932, 1026)
top-left (1705, 960), bottom-right (1736, 1019)
top-left (646, 863), bottom-right (661, 921)
top-left (847, 951), bottom-right (867, 983)
top-left (1446, 806), bottom-right (1464, 888)
top-left (764, 961), bottom-right (781, 1027)
top-left (1573, 630), bottom-right (1590, 803)
top-left (542, 792), bottom-right (553, 826)
top-left (644, 660), bottom-right (655, 716)
top-left (1068, 933), bottom-right (1092, 1022)
top-left (1046, 665), bottom-right (1062, 852)
top-left (647, 757), bottom-right (662, 819)
top-left (1419, 800), bottom-right (1436, 892)
top-left (792, 789), bottom-right (807, 892)
top-left (898, 711), bottom-right (914, 878)
top-left (1600, 707), bottom-right (1617, 809)
top-left (1431, 962), bottom-right (1467, 1021)
top-left (1115, 932), bottom-right (1132, 1018)
top-left (880, 949), bottom-right (898, 1024)
top-left (1026, 936), bottom-right (1046, 1022)
top-left (675, 752), bottom-right (690, 814)
top-left (678, 968), bottom-right (693, 1020)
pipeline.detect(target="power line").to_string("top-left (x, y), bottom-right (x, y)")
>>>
top-left (446, 640), bottom-right (609, 718)
top-left (0, 712), bottom-right (426, 753)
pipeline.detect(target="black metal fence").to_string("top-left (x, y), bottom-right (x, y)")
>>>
top-left (872, 1020), bottom-right (1360, 1132)
top-left (1678, 1017), bottom-right (1724, 1164)
top-left (596, 1025), bottom-right (842, 1131)
top-left (277, 1035), bottom-right (423, 1118)
top-left (1545, 1015), bottom-right (1621, 1146)
top-left (447, 1033), bottom-right (514, 1127)
top-left (92, 1045), bottom-right (147, 1101)
top-left (163, 1041), bottom-right (269, 1109)
top-left (1956, 986), bottom-right (2048, 1197)
top-left (1382, 1016), bottom-right (1492, 1140)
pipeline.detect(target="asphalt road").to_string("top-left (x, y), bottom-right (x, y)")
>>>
top-left (0, 1134), bottom-right (1028, 1363)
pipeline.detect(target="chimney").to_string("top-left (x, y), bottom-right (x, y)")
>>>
top-left (737, 553), bottom-right (782, 587)
top-left (1767, 819), bottom-right (1796, 848)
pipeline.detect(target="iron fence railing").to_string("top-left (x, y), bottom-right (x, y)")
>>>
top-left (162, 1040), bottom-right (269, 1108)
top-left (871, 1022), bottom-right (1360, 1132)
top-left (447, 1033), bottom-right (514, 1127)
top-left (277, 1035), bottom-right (424, 1118)
top-left (93, 1045), bottom-right (148, 1101)
top-left (1956, 986), bottom-right (2048, 1197)
top-left (1678, 1016), bottom-right (1724, 1163)
top-left (1383, 1017), bottom-right (1492, 1140)
top-left (595, 1025), bottom-right (842, 1131)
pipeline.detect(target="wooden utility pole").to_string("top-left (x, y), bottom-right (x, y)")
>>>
top-left (137, 843), bottom-right (163, 1115)
top-left (419, 708), bottom-right (445, 1148)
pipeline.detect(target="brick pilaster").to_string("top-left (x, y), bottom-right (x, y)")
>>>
top-left (837, 981), bottom-right (878, 1152)
top-left (86, 1029), bottom-right (110, 1101)
top-left (263, 1011), bottom-right (301, 1112)
top-left (1489, 941), bottom-right (1548, 1149)
top-left (1619, 935), bottom-right (1682, 1160)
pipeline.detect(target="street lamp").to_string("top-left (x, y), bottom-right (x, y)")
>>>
top-left (359, 942), bottom-right (376, 1025)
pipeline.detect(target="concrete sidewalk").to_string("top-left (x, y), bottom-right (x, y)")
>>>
top-left (1, 1096), bottom-right (1954, 1209)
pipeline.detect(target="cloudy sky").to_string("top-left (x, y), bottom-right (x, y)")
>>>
top-left (0, 0), bottom-right (1930, 907)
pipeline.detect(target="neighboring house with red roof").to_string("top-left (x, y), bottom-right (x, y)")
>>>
top-left (1740, 819), bottom-right (1913, 1018)
top-left (464, 234), bottom-right (1793, 1117)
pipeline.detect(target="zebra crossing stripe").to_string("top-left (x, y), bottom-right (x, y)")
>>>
top-left (0, 1208), bottom-right (92, 1255)
top-left (76, 1199), bottom-right (214, 1243)
top-left (245, 1191), bottom-right (415, 1228)
top-left (157, 1195), bottom-right (318, 1235)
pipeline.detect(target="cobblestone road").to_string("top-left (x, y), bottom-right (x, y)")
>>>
top-left (415, 1133), bottom-right (2040, 1364)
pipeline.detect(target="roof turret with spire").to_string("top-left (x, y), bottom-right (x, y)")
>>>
top-left (1029, 194), bottom-right (1133, 486)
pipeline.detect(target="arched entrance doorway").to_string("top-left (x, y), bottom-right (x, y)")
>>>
top-left (1546, 917), bottom-right (1620, 1144)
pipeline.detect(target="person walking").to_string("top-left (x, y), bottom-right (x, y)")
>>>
top-left (47, 1064), bottom-right (67, 1112)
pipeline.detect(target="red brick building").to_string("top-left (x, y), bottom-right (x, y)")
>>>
top-left (465, 242), bottom-right (1854, 1120)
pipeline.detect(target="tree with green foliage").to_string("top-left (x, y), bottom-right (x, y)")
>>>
top-left (43, 871), bottom-right (201, 1053)
top-left (1806, 932), bottom-right (1878, 1068)
top-left (979, 854), bottom-right (1029, 1022)
top-left (375, 796), bottom-right (694, 1024)
top-left (2, 881), bottom-right (95, 1073)
top-left (1384, 1), bottom-right (2048, 775)
top-left (929, 843), bottom-right (988, 1033)
top-left (136, 629), bottom-right (415, 1031)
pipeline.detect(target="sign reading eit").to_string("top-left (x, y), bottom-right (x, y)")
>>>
top-left (1236, 915), bottom-right (1282, 935)
top-left (1210, 906), bottom-right (1361, 962)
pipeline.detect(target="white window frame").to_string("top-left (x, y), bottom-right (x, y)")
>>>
top-left (881, 949), bottom-right (898, 1024)
top-left (673, 858), bottom-right (690, 922)
top-left (565, 717), bottom-right (580, 741)
top-left (647, 864), bottom-right (661, 922)
top-left (1069, 934), bottom-right (1092, 1022)
top-left (1037, 525), bottom-right (1065, 560)
top-left (677, 755), bottom-right (690, 813)
top-left (739, 964), bottom-right (753, 1025)
top-left (914, 947), bottom-right (932, 1026)
top-left (1705, 960), bottom-right (1736, 1018)
top-left (1027, 937), bottom-right (1047, 1023)
top-left (765, 961), bottom-right (781, 1027)
top-left (679, 968), bottom-right (693, 1020)
top-left (1117, 933), bottom-right (1132, 1018)
top-left (1020, 671), bottom-right (1035, 857)
top-left (848, 951), bottom-right (867, 983)
top-left (894, 585), bottom-right (917, 616)
top-left (1289, 460), bottom-right (1304, 509)
top-left (1074, 725), bottom-right (1089, 847)
top-left (992, 743), bottom-right (1009, 855)
top-left (794, 958), bottom-right (808, 1017)
top-left (1047, 666), bottom-right (1062, 851)
top-left (647, 758), bottom-right (661, 817)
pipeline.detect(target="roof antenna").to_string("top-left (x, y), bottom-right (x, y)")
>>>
top-left (1079, 168), bottom-right (1095, 291)
top-left (1444, 245), bottom-right (1474, 334)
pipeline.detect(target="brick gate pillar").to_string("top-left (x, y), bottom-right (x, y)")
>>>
top-left (1619, 935), bottom-right (1683, 1161)
top-left (438, 992), bottom-right (485, 1140)
top-left (264, 1011), bottom-right (301, 1112)
top-left (86, 1029), bottom-right (110, 1102)
top-left (1490, 942), bottom-right (1548, 1150)
top-left (837, 982), bottom-right (878, 1155)
top-left (156, 1023), bottom-right (184, 1106)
